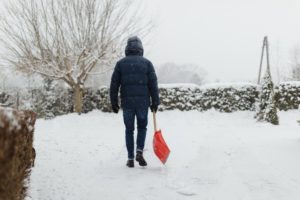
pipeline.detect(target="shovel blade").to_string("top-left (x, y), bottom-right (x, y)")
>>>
top-left (153, 130), bottom-right (170, 164)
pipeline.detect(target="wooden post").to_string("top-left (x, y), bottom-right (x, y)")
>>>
top-left (265, 36), bottom-right (271, 75)
top-left (265, 36), bottom-right (275, 96)
top-left (257, 37), bottom-right (266, 84)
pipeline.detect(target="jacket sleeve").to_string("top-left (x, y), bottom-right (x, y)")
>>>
top-left (147, 61), bottom-right (160, 106)
top-left (110, 62), bottom-right (121, 106)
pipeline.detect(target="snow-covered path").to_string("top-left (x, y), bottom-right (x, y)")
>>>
top-left (27, 110), bottom-right (300, 200)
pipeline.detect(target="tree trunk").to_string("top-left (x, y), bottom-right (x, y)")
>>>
top-left (73, 84), bottom-right (83, 114)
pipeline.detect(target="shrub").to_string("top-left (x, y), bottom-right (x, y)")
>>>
top-left (0, 108), bottom-right (36, 200)
top-left (255, 71), bottom-right (279, 125)
top-left (275, 81), bottom-right (300, 111)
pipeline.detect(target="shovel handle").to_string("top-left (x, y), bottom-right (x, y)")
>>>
top-left (153, 112), bottom-right (158, 132)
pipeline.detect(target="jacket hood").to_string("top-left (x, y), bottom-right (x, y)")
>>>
top-left (125, 36), bottom-right (144, 56)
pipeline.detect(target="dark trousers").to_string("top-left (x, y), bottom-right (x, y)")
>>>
top-left (123, 108), bottom-right (148, 159)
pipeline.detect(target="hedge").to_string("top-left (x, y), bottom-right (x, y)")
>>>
top-left (0, 108), bottom-right (36, 200)
top-left (1, 82), bottom-right (300, 118)
top-left (275, 81), bottom-right (300, 110)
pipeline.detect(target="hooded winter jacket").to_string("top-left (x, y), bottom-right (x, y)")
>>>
top-left (110, 36), bottom-right (160, 109)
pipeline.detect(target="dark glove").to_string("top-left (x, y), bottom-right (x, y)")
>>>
top-left (150, 104), bottom-right (158, 113)
top-left (112, 104), bottom-right (120, 113)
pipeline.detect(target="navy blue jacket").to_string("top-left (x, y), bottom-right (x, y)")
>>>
top-left (110, 36), bottom-right (160, 110)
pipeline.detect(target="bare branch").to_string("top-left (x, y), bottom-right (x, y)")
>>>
top-left (0, 0), bottom-right (152, 89)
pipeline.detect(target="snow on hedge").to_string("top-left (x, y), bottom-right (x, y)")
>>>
top-left (0, 108), bottom-right (20, 131)
top-left (159, 83), bottom-right (200, 89)
top-left (200, 82), bottom-right (258, 90)
top-left (278, 81), bottom-right (300, 87)
top-left (1, 82), bottom-right (300, 118)
top-left (275, 81), bottom-right (300, 110)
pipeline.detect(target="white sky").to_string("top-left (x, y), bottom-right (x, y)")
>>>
top-left (143, 0), bottom-right (300, 82)
top-left (1, 0), bottom-right (300, 83)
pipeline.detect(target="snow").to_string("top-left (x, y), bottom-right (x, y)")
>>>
top-left (0, 107), bottom-right (21, 131)
top-left (158, 82), bottom-right (258, 90)
top-left (279, 81), bottom-right (300, 87)
top-left (200, 82), bottom-right (258, 90)
top-left (159, 83), bottom-right (200, 89)
top-left (27, 110), bottom-right (300, 200)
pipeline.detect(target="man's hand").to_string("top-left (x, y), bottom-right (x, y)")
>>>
top-left (150, 104), bottom-right (158, 113)
top-left (112, 105), bottom-right (120, 113)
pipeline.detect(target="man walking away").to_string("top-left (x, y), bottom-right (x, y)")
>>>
top-left (110, 36), bottom-right (160, 168)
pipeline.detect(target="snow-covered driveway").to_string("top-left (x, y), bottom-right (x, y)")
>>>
top-left (27, 110), bottom-right (300, 200)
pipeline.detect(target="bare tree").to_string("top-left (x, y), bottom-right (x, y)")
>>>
top-left (0, 0), bottom-right (151, 113)
top-left (290, 46), bottom-right (300, 80)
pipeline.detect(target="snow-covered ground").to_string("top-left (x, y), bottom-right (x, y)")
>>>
top-left (27, 110), bottom-right (300, 200)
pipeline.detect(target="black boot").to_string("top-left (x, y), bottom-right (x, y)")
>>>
top-left (126, 159), bottom-right (134, 168)
top-left (136, 151), bottom-right (147, 166)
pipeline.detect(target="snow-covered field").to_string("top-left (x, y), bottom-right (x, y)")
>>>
top-left (27, 110), bottom-right (300, 200)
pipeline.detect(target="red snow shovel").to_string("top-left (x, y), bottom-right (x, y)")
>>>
top-left (152, 112), bottom-right (170, 164)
